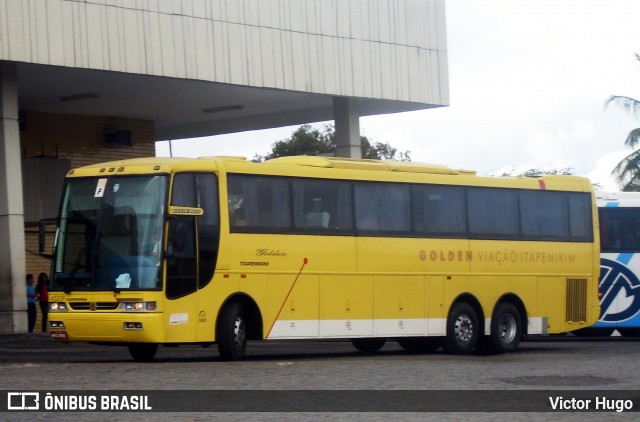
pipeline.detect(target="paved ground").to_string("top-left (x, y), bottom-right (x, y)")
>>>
top-left (1, 333), bottom-right (639, 421)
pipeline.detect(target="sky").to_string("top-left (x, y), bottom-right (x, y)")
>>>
top-left (156, 0), bottom-right (640, 191)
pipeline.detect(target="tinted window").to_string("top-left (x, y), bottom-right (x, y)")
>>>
top-left (569, 194), bottom-right (592, 239)
top-left (195, 174), bottom-right (219, 288)
top-left (228, 175), bottom-right (291, 231)
top-left (167, 173), bottom-right (221, 297)
top-left (520, 191), bottom-right (569, 238)
top-left (167, 174), bottom-right (198, 299)
top-left (412, 185), bottom-right (466, 235)
top-left (355, 183), bottom-right (410, 233)
top-left (599, 207), bottom-right (640, 252)
top-left (225, 174), bottom-right (592, 243)
top-left (292, 179), bottom-right (353, 231)
top-left (468, 188), bottom-right (519, 237)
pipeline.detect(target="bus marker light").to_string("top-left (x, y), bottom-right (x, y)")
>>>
top-left (241, 274), bottom-right (247, 278)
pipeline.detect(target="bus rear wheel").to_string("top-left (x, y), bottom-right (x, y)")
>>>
top-left (351, 338), bottom-right (386, 353)
top-left (217, 302), bottom-right (247, 361)
top-left (477, 302), bottom-right (522, 354)
top-left (442, 302), bottom-right (479, 355)
top-left (128, 343), bottom-right (158, 362)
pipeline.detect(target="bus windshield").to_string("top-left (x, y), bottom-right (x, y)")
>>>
top-left (52, 175), bottom-right (167, 291)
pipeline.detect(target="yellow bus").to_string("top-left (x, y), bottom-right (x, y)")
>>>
top-left (40, 156), bottom-right (600, 361)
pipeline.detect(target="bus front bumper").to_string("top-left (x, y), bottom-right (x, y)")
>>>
top-left (49, 312), bottom-right (164, 343)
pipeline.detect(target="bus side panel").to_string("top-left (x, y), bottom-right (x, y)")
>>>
top-left (426, 275), bottom-right (446, 335)
top-left (320, 275), bottom-right (374, 337)
top-left (373, 275), bottom-right (425, 336)
top-left (594, 253), bottom-right (640, 329)
top-left (265, 274), bottom-right (320, 339)
top-left (256, 235), bottom-right (356, 339)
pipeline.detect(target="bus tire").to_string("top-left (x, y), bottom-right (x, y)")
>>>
top-left (442, 302), bottom-right (479, 355)
top-left (478, 302), bottom-right (522, 354)
top-left (128, 343), bottom-right (158, 362)
top-left (397, 337), bottom-right (441, 353)
top-left (217, 302), bottom-right (247, 361)
top-left (351, 338), bottom-right (386, 353)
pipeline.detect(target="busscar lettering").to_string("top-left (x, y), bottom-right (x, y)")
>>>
top-left (172, 208), bottom-right (201, 215)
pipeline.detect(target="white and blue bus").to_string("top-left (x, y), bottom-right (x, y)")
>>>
top-left (581, 191), bottom-right (640, 336)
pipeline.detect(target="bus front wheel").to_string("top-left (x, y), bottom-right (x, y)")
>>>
top-left (128, 343), bottom-right (158, 362)
top-left (442, 302), bottom-right (479, 355)
top-left (217, 302), bottom-right (248, 361)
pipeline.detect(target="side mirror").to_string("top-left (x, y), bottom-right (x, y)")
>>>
top-left (39, 218), bottom-right (58, 259)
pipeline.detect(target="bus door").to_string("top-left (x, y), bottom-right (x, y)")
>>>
top-left (164, 173), bottom-right (219, 343)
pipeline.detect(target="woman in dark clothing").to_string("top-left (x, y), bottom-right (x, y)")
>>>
top-left (36, 273), bottom-right (50, 332)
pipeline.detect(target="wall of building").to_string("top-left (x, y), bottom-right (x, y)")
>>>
top-left (0, 0), bottom-right (448, 106)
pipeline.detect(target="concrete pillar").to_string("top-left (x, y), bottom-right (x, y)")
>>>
top-left (333, 97), bottom-right (361, 158)
top-left (0, 61), bottom-right (27, 334)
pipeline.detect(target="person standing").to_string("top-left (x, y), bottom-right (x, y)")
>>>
top-left (26, 274), bottom-right (36, 333)
top-left (36, 273), bottom-right (50, 332)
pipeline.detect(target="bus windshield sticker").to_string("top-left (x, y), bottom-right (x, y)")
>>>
top-left (94, 178), bottom-right (107, 197)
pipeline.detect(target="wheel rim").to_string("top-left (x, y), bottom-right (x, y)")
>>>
top-left (454, 313), bottom-right (474, 344)
top-left (234, 317), bottom-right (246, 352)
top-left (498, 314), bottom-right (517, 344)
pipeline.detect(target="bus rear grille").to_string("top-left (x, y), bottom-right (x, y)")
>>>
top-left (566, 278), bottom-right (587, 323)
top-left (69, 302), bottom-right (119, 311)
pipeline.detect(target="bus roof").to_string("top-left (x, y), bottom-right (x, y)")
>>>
top-left (597, 191), bottom-right (640, 206)
top-left (66, 156), bottom-right (593, 192)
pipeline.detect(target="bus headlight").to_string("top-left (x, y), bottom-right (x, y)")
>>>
top-left (119, 301), bottom-right (157, 312)
top-left (49, 302), bottom-right (68, 312)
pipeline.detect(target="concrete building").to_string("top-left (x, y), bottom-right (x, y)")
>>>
top-left (0, 0), bottom-right (448, 333)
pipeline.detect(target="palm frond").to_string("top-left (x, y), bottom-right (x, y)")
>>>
top-left (605, 95), bottom-right (640, 115)
top-left (625, 127), bottom-right (640, 149)
top-left (613, 150), bottom-right (640, 188)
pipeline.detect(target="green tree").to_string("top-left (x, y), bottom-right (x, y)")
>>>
top-left (494, 167), bottom-right (575, 177)
top-left (256, 124), bottom-right (411, 161)
top-left (492, 167), bottom-right (601, 189)
top-left (606, 53), bottom-right (640, 191)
